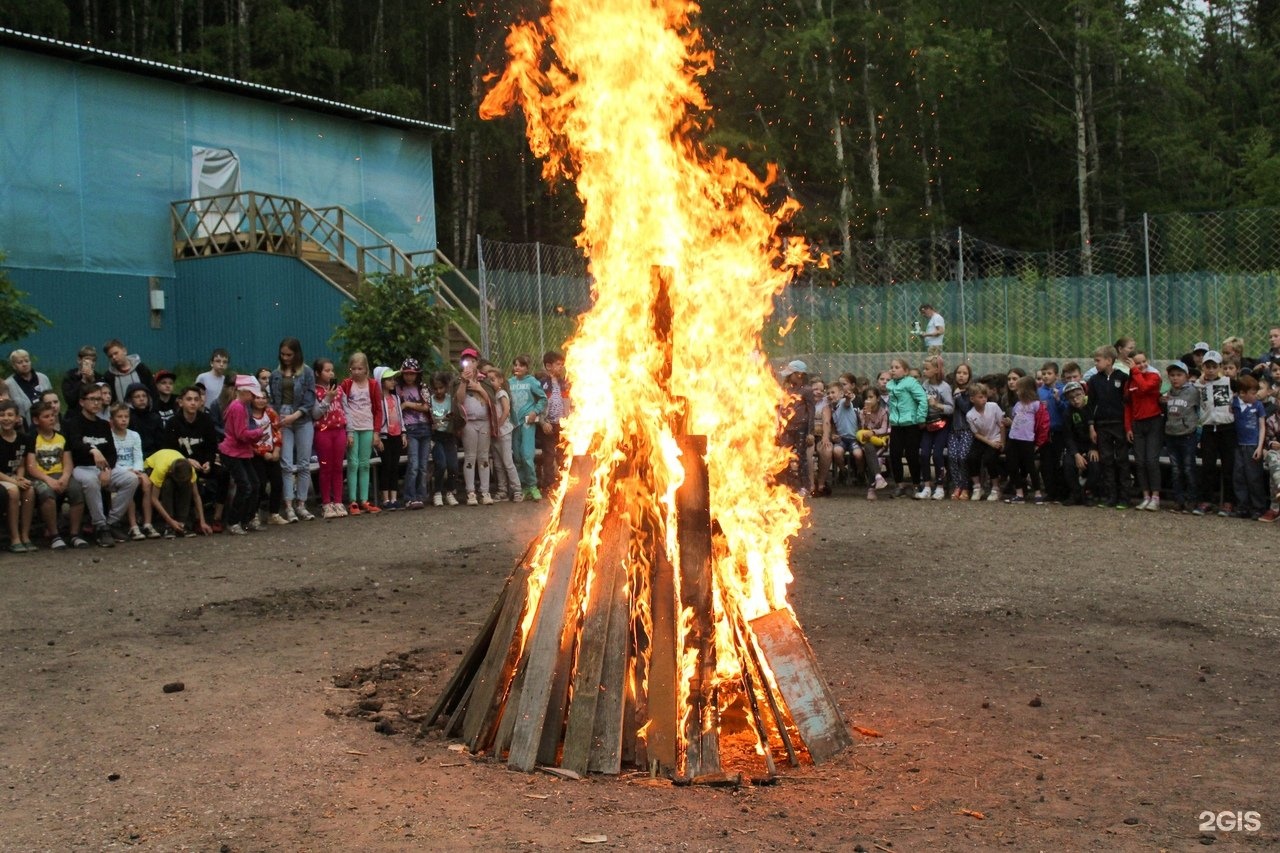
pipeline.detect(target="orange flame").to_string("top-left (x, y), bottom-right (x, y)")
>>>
top-left (484, 0), bottom-right (809, 769)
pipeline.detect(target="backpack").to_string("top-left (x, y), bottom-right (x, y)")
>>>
top-left (1033, 400), bottom-right (1050, 448)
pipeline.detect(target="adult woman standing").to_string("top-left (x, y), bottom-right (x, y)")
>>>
top-left (268, 337), bottom-right (317, 521)
top-left (5, 349), bottom-right (52, 426)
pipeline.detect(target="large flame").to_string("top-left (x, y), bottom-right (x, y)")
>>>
top-left (483, 0), bottom-right (810, 767)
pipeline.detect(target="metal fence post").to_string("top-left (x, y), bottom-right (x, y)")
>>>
top-left (536, 241), bottom-right (546, 357)
top-left (957, 226), bottom-right (968, 361)
top-left (477, 234), bottom-right (491, 359)
top-left (1143, 213), bottom-right (1155, 356)
top-left (1003, 276), bottom-right (1010, 357)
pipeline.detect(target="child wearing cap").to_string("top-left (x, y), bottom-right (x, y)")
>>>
top-left (1061, 381), bottom-right (1099, 505)
top-left (1194, 350), bottom-right (1236, 516)
top-left (1163, 361), bottom-right (1200, 513)
top-left (396, 359), bottom-right (431, 509)
top-left (216, 376), bottom-right (266, 535)
top-left (778, 360), bottom-right (816, 496)
top-left (152, 370), bottom-right (179, 427)
top-left (375, 366), bottom-right (404, 510)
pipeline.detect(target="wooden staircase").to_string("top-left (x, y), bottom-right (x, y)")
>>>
top-left (172, 191), bottom-right (483, 362)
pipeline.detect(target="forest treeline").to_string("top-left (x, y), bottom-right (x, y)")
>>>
top-left (3, 0), bottom-right (1279, 273)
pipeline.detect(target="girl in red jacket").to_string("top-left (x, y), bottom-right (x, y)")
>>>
top-left (1124, 351), bottom-right (1165, 511)
top-left (341, 352), bottom-right (383, 515)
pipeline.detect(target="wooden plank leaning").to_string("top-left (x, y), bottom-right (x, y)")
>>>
top-left (506, 456), bottom-right (597, 772)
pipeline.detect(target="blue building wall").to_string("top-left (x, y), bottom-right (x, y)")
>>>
top-left (0, 44), bottom-right (438, 370)
top-left (10, 255), bottom-right (350, 372)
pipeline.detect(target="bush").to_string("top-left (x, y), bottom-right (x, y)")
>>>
top-left (329, 265), bottom-right (454, 370)
top-left (0, 251), bottom-right (53, 354)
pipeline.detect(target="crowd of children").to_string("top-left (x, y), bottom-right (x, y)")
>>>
top-left (0, 339), bottom-right (573, 551)
top-left (779, 325), bottom-right (1280, 520)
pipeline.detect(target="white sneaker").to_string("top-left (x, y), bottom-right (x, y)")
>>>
top-left (247, 516), bottom-right (263, 531)
top-left (986, 489), bottom-right (1000, 502)
top-left (466, 492), bottom-right (479, 506)
top-left (512, 491), bottom-right (525, 503)
top-left (873, 474), bottom-right (889, 490)
top-left (294, 502), bottom-right (315, 521)
top-left (481, 493), bottom-right (494, 505)
top-left (433, 493), bottom-right (444, 507)
top-left (914, 487), bottom-right (930, 500)
top-left (931, 485), bottom-right (945, 500)
top-left (282, 505), bottom-right (298, 523)
top-left (445, 492), bottom-right (459, 506)
top-left (268, 513), bottom-right (290, 525)
top-left (227, 524), bottom-right (247, 536)
top-left (1145, 496), bottom-right (1160, 512)
top-left (1136, 497), bottom-right (1150, 511)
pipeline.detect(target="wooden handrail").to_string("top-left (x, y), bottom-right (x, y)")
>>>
top-left (171, 190), bottom-right (484, 347)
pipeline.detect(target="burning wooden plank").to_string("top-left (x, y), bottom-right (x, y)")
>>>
top-left (506, 456), bottom-right (596, 772)
top-left (675, 434), bottom-right (720, 779)
top-left (561, 509), bottom-right (630, 775)
top-left (749, 609), bottom-right (854, 764)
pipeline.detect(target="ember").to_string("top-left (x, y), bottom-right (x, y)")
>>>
top-left (428, 0), bottom-right (852, 779)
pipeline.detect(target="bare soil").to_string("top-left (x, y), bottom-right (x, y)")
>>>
top-left (2, 494), bottom-right (1277, 850)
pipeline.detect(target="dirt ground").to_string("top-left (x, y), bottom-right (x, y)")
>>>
top-left (2, 492), bottom-right (1277, 851)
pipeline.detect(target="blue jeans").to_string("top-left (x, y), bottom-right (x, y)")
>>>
top-left (402, 424), bottom-right (431, 502)
top-left (1165, 432), bottom-right (1198, 506)
top-left (431, 431), bottom-right (459, 495)
top-left (279, 408), bottom-right (314, 502)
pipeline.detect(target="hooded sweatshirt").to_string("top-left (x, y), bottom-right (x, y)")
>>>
top-left (125, 382), bottom-right (165, 456)
top-left (106, 353), bottom-right (156, 404)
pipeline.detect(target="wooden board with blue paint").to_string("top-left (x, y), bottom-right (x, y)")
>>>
top-left (749, 608), bottom-right (853, 764)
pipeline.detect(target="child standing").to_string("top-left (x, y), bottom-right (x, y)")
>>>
top-left (1002, 376), bottom-right (1046, 504)
top-left (1259, 404), bottom-right (1280, 522)
top-left (1195, 350), bottom-right (1236, 516)
top-left (374, 366), bottom-right (404, 510)
top-left (0, 400), bottom-right (35, 552)
top-left (918, 355), bottom-right (954, 500)
top-left (250, 389), bottom-right (285, 526)
top-left (109, 402), bottom-right (159, 539)
top-left (269, 338), bottom-right (317, 522)
top-left (886, 358), bottom-right (928, 498)
top-left (485, 364), bottom-right (523, 502)
top-left (1163, 361), bottom-right (1200, 513)
top-left (1124, 352), bottom-right (1165, 511)
top-left (1037, 361), bottom-right (1068, 501)
top-left (1230, 375), bottom-right (1267, 519)
top-left (965, 383), bottom-right (1005, 500)
top-left (1086, 345), bottom-right (1131, 508)
top-left (457, 361), bottom-right (495, 505)
top-left (396, 359), bottom-right (431, 509)
top-left (340, 352), bottom-right (383, 515)
top-left (429, 372), bottom-right (461, 506)
top-left (311, 359), bottom-right (348, 518)
top-left (507, 355), bottom-right (546, 502)
top-left (216, 376), bottom-right (266, 535)
top-left (947, 363), bottom-right (974, 499)
top-left (196, 348), bottom-right (231, 408)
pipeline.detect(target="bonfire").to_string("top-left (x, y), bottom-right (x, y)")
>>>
top-left (429, 0), bottom-right (851, 781)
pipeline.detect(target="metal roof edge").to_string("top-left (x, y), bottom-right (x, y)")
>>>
top-left (0, 27), bottom-right (453, 134)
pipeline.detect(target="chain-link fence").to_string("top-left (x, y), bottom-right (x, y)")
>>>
top-left (475, 237), bottom-right (592, 367)
top-left (478, 207), bottom-right (1280, 378)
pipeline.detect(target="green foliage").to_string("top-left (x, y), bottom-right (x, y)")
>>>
top-left (328, 265), bottom-right (454, 371)
top-left (0, 252), bottom-right (52, 344)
